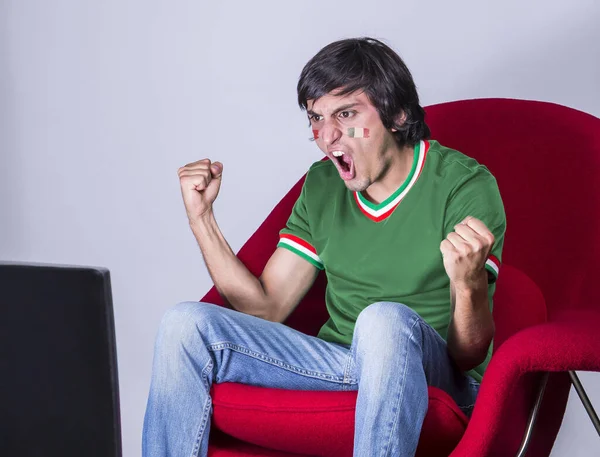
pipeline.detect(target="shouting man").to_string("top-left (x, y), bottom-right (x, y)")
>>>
top-left (143, 37), bottom-right (505, 457)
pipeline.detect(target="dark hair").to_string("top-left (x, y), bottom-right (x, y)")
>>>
top-left (297, 37), bottom-right (430, 146)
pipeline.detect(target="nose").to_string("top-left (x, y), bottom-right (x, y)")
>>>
top-left (320, 119), bottom-right (343, 147)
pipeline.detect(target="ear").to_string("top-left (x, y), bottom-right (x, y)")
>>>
top-left (390, 111), bottom-right (407, 132)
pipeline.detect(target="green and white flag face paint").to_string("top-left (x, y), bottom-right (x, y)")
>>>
top-left (348, 127), bottom-right (370, 138)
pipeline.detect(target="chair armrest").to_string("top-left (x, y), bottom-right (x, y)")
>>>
top-left (490, 309), bottom-right (600, 372)
top-left (451, 309), bottom-right (600, 456)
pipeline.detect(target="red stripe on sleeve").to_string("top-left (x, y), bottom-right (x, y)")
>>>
top-left (488, 254), bottom-right (501, 268)
top-left (280, 234), bottom-right (317, 254)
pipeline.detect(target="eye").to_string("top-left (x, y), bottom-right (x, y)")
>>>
top-left (339, 111), bottom-right (355, 119)
top-left (309, 114), bottom-right (323, 122)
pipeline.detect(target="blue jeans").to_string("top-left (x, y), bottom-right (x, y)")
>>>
top-left (142, 301), bottom-right (479, 457)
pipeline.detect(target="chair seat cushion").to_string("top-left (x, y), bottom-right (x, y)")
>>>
top-left (209, 429), bottom-right (300, 457)
top-left (210, 383), bottom-right (469, 457)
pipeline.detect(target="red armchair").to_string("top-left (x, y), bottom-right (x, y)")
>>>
top-left (202, 98), bottom-right (600, 456)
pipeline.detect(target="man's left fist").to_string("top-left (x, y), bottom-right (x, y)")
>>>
top-left (440, 216), bottom-right (494, 289)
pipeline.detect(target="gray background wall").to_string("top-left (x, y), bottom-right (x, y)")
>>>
top-left (1, 1), bottom-right (598, 455)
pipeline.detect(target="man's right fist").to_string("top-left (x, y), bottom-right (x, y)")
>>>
top-left (177, 159), bottom-right (223, 222)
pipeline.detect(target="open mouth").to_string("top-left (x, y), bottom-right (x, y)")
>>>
top-left (331, 151), bottom-right (356, 181)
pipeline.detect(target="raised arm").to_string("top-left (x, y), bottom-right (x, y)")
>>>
top-left (179, 159), bottom-right (318, 322)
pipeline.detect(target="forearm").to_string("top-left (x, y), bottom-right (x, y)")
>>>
top-left (190, 211), bottom-right (271, 318)
top-left (447, 277), bottom-right (495, 372)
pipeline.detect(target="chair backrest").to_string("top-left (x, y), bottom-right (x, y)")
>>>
top-left (425, 99), bottom-right (600, 316)
top-left (492, 264), bottom-right (547, 349)
top-left (203, 98), bottom-right (600, 329)
top-left (0, 262), bottom-right (122, 457)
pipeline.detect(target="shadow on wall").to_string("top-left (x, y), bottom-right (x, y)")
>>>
top-left (0, 4), bottom-right (22, 258)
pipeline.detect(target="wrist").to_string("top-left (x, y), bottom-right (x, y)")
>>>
top-left (189, 210), bottom-right (216, 233)
top-left (452, 272), bottom-right (488, 297)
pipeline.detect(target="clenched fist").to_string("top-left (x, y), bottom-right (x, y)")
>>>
top-left (178, 159), bottom-right (223, 223)
top-left (440, 216), bottom-right (494, 291)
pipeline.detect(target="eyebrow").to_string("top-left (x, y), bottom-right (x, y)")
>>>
top-left (307, 102), bottom-right (362, 117)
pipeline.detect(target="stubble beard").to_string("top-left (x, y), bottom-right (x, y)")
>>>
top-left (343, 176), bottom-right (371, 193)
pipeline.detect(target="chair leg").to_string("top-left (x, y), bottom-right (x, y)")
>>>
top-left (516, 372), bottom-right (549, 457)
top-left (568, 371), bottom-right (600, 436)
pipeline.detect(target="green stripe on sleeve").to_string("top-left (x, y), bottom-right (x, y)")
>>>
top-left (277, 242), bottom-right (324, 270)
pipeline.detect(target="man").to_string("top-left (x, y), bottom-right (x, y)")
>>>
top-left (143, 37), bottom-right (505, 457)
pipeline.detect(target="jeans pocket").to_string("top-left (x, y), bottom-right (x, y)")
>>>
top-left (459, 403), bottom-right (475, 417)
top-left (459, 377), bottom-right (481, 417)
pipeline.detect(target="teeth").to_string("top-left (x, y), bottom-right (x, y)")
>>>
top-left (332, 151), bottom-right (344, 157)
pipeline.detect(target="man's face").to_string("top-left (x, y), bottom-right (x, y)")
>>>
top-left (307, 90), bottom-right (399, 192)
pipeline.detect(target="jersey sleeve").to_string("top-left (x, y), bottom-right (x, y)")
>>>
top-left (443, 167), bottom-right (506, 285)
top-left (278, 179), bottom-right (324, 270)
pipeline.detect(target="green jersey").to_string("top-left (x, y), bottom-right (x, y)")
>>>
top-left (278, 140), bottom-right (506, 382)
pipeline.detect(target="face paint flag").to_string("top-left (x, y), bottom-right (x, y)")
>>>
top-left (312, 129), bottom-right (319, 140)
top-left (348, 127), bottom-right (370, 138)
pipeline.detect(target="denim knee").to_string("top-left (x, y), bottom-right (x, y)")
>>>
top-left (355, 302), bottom-right (420, 337)
top-left (157, 301), bottom-right (217, 350)
top-left (352, 302), bottom-right (422, 358)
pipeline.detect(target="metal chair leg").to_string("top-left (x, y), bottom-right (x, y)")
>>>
top-left (515, 371), bottom-right (600, 457)
top-left (516, 372), bottom-right (549, 457)
top-left (568, 371), bottom-right (600, 437)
